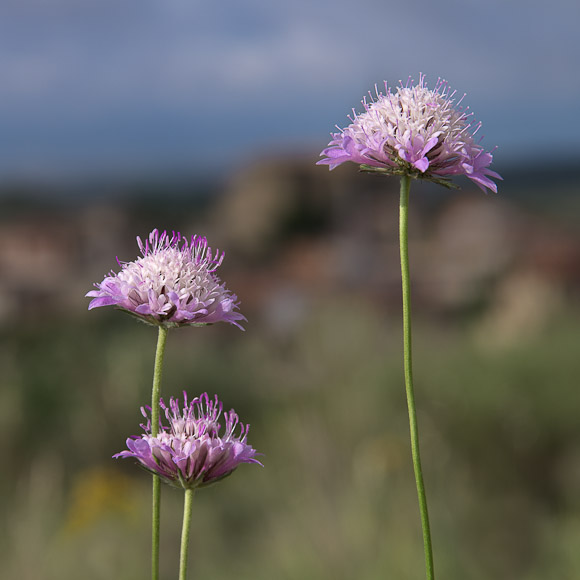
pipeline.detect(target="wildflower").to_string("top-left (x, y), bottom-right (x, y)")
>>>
top-left (86, 229), bottom-right (245, 329)
top-left (114, 392), bottom-right (261, 489)
top-left (318, 73), bottom-right (502, 192)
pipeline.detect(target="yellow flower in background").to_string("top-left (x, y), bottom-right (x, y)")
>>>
top-left (62, 467), bottom-right (138, 535)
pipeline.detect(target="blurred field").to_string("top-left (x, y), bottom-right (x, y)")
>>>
top-left (1, 299), bottom-right (579, 580)
top-left (0, 163), bottom-right (579, 579)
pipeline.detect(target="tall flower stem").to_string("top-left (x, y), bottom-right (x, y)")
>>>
top-left (179, 488), bottom-right (195, 580)
top-left (150, 325), bottom-right (168, 580)
top-left (398, 175), bottom-right (435, 580)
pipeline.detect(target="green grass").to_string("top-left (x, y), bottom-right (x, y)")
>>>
top-left (1, 301), bottom-right (579, 579)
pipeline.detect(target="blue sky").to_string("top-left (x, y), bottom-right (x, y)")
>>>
top-left (1, 0), bottom-right (579, 181)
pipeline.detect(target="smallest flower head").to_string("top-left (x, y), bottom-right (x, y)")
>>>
top-left (114, 392), bottom-right (262, 490)
top-left (86, 229), bottom-right (245, 329)
top-left (318, 74), bottom-right (502, 193)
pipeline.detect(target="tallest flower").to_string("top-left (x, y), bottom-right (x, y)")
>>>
top-left (317, 74), bottom-right (501, 580)
top-left (318, 73), bottom-right (501, 192)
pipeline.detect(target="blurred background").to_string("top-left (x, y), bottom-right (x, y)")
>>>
top-left (1, 1), bottom-right (579, 579)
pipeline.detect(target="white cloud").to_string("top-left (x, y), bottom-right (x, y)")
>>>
top-left (2, 0), bottom-right (578, 106)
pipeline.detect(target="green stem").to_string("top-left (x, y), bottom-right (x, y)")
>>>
top-left (398, 175), bottom-right (435, 580)
top-left (151, 325), bottom-right (168, 580)
top-left (179, 488), bottom-right (195, 580)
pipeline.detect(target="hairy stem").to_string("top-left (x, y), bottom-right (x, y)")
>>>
top-left (399, 175), bottom-right (435, 580)
top-left (179, 489), bottom-right (195, 580)
top-left (151, 325), bottom-right (168, 580)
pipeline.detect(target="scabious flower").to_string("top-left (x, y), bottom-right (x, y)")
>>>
top-left (114, 392), bottom-right (261, 489)
top-left (86, 229), bottom-right (245, 329)
top-left (318, 73), bottom-right (502, 193)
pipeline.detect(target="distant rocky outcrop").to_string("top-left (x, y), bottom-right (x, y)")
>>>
top-left (0, 157), bottom-right (578, 342)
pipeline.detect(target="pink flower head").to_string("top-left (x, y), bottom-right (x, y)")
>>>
top-left (114, 392), bottom-right (262, 489)
top-left (318, 74), bottom-right (502, 193)
top-left (86, 229), bottom-right (245, 329)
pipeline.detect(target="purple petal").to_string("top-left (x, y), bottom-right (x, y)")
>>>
top-left (87, 296), bottom-right (120, 309)
top-left (412, 157), bottom-right (430, 173)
